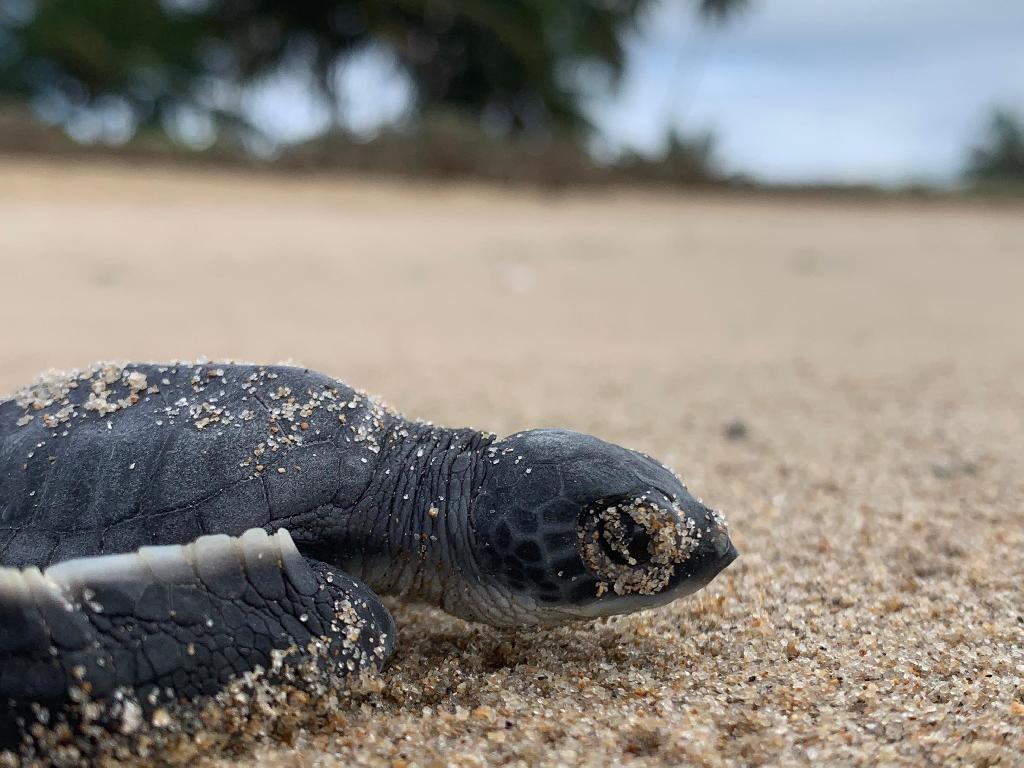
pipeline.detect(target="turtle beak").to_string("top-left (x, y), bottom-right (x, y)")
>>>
top-left (676, 508), bottom-right (737, 591)
top-left (705, 514), bottom-right (738, 579)
top-left (715, 538), bottom-right (739, 572)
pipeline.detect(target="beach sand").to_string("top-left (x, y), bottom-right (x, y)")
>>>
top-left (1, 159), bottom-right (1022, 766)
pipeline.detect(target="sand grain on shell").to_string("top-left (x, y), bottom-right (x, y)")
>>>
top-left (1, 160), bottom-right (1023, 766)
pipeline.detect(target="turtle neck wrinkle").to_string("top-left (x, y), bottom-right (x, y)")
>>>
top-left (334, 420), bottom-right (495, 603)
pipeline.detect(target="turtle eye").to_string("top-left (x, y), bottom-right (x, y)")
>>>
top-left (577, 495), bottom-right (698, 597)
top-left (597, 513), bottom-right (653, 566)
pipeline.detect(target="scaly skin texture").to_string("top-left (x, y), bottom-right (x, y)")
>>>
top-left (284, 422), bottom-right (496, 609)
top-left (293, 423), bottom-right (737, 627)
top-left (0, 530), bottom-right (393, 705)
top-left (0, 362), bottom-right (735, 623)
top-left (0, 361), bottom-right (736, 751)
top-left (0, 363), bottom-right (389, 568)
top-left (0, 529), bottom-right (395, 752)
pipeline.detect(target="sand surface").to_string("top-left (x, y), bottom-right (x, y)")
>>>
top-left (1, 159), bottom-right (1023, 766)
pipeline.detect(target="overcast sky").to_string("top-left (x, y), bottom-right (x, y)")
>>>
top-left (590, 0), bottom-right (1024, 184)
top-left (247, 0), bottom-right (1024, 185)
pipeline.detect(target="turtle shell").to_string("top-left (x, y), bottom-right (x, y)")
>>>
top-left (0, 362), bottom-right (391, 568)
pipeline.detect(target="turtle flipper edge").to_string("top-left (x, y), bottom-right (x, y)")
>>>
top-left (0, 528), bottom-right (394, 749)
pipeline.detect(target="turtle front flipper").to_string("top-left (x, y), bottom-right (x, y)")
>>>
top-left (0, 528), bottom-right (394, 750)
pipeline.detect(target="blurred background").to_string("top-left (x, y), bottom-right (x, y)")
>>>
top-left (0, 0), bottom-right (1022, 427)
top-left (1, 0), bottom-right (1023, 191)
top-left (1, 4), bottom-right (1024, 764)
top-left (0, 0), bottom-right (1022, 439)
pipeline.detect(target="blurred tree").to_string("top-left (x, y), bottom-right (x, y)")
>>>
top-left (965, 108), bottom-right (1024, 185)
top-left (0, 0), bottom-right (745, 146)
top-left (616, 127), bottom-right (715, 183)
top-left (698, 0), bottom-right (749, 21)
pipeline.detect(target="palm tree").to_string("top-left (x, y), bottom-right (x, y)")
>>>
top-left (0, 0), bottom-right (748, 144)
top-left (966, 109), bottom-right (1024, 184)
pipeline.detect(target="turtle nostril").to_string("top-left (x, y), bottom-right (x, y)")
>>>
top-left (715, 539), bottom-right (738, 568)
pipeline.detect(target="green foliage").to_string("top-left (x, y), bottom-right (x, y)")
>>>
top-left (281, 111), bottom-right (721, 186)
top-left (0, 102), bottom-right (723, 187)
top-left (0, 0), bottom-right (745, 144)
top-left (698, 0), bottom-right (749, 21)
top-left (965, 108), bottom-right (1024, 185)
top-left (615, 128), bottom-right (715, 183)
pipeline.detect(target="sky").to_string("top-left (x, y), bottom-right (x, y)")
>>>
top-left (242, 0), bottom-right (1024, 186)
top-left (590, 0), bottom-right (1024, 184)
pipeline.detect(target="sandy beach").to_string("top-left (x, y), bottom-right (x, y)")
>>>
top-left (1, 159), bottom-right (1022, 766)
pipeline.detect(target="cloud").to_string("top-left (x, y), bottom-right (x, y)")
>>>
top-left (593, 0), bottom-right (1024, 183)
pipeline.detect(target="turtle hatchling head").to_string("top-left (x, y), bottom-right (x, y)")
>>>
top-left (466, 429), bottom-right (737, 626)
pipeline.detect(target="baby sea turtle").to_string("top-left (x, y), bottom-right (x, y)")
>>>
top-left (0, 362), bottom-right (736, 743)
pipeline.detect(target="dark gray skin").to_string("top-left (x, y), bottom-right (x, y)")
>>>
top-left (0, 362), bottom-right (736, 745)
